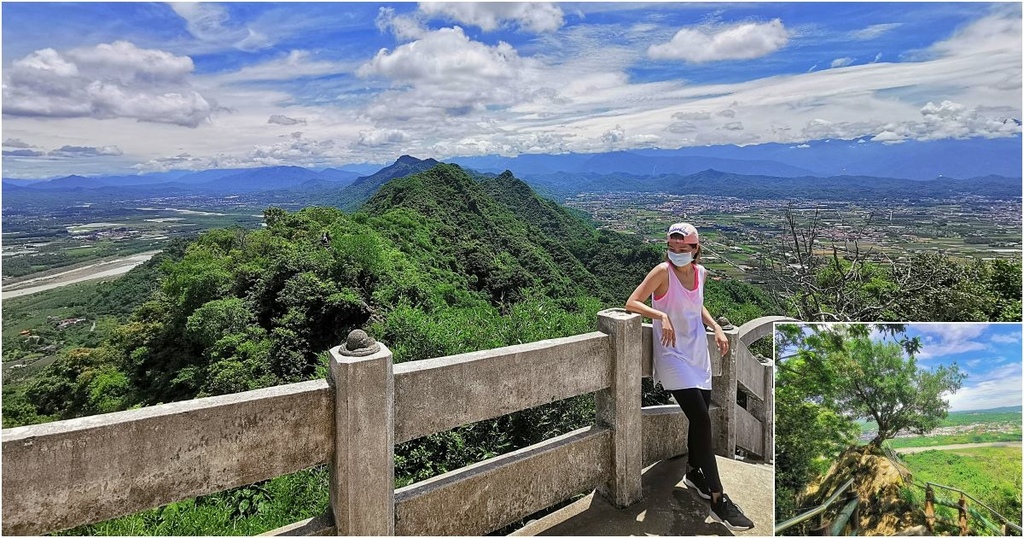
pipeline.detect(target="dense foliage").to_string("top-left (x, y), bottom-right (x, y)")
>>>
top-left (759, 208), bottom-right (1022, 323)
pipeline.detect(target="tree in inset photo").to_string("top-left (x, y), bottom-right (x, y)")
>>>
top-left (776, 322), bottom-right (1023, 536)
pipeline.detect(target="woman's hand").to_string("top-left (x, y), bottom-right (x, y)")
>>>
top-left (660, 313), bottom-right (676, 347)
top-left (714, 326), bottom-right (729, 356)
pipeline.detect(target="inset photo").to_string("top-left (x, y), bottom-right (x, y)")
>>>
top-left (774, 323), bottom-right (1022, 536)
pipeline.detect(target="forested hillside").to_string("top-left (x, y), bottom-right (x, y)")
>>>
top-left (5, 161), bottom-right (772, 436)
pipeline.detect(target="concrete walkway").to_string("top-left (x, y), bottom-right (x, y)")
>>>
top-left (512, 455), bottom-right (773, 536)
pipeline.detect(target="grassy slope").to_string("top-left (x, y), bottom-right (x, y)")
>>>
top-left (902, 446), bottom-right (1022, 531)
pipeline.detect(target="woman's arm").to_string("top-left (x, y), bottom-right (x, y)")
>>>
top-left (702, 305), bottom-right (729, 356)
top-left (625, 265), bottom-right (675, 347)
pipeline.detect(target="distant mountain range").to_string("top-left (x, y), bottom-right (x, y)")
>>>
top-left (449, 136), bottom-right (1023, 181)
top-left (3, 143), bottom-right (1021, 211)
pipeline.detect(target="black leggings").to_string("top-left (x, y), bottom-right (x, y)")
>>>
top-left (670, 388), bottom-right (723, 493)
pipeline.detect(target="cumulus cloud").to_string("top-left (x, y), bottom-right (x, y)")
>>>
top-left (3, 149), bottom-right (45, 157)
top-left (601, 125), bottom-right (625, 144)
top-left (357, 128), bottom-right (411, 147)
top-left (248, 131), bottom-right (336, 166)
top-left (849, 23), bottom-right (902, 41)
top-left (870, 100), bottom-right (1022, 144)
top-left (717, 109), bottom-right (737, 118)
top-left (3, 41), bottom-right (212, 127)
top-left (667, 121), bottom-right (699, 133)
top-left (648, 19), bottom-right (789, 63)
top-left (133, 132), bottom-right (339, 172)
top-left (49, 145), bottom-right (123, 157)
top-left (673, 111), bottom-right (712, 121)
top-left (722, 121), bottom-right (744, 131)
top-left (268, 114), bottom-right (306, 126)
top-left (3, 138), bottom-right (37, 149)
top-left (831, 57), bottom-right (855, 68)
top-left (356, 27), bottom-right (528, 121)
top-left (376, 7), bottom-right (428, 40)
top-left (418, 3), bottom-right (564, 33)
top-left (133, 153), bottom-right (210, 173)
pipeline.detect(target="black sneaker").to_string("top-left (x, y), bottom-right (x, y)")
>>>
top-left (683, 469), bottom-right (711, 500)
top-left (710, 493), bottom-right (754, 531)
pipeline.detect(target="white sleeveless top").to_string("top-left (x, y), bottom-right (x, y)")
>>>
top-left (651, 262), bottom-right (712, 390)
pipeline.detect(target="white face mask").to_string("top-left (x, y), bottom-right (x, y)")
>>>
top-left (667, 250), bottom-right (693, 266)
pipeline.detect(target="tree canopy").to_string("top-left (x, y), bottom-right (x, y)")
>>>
top-left (774, 323), bottom-right (965, 521)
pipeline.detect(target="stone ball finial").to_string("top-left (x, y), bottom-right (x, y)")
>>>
top-left (338, 329), bottom-right (381, 357)
top-left (716, 316), bottom-right (735, 330)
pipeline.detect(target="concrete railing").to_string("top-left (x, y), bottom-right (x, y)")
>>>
top-left (2, 310), bottom-right (780, 536)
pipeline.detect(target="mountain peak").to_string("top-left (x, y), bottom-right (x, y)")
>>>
top-left (396, 155), bottom-right (424, 165)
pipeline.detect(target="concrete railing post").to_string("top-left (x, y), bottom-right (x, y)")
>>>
top-left (709, 325), bottom-right (739, 458)
top-left (328, 330), bottom-right (395, 535)
top-left (595, 308), bottom-right (643, 508)
top-left (763, 358), bottom-right (775, 462)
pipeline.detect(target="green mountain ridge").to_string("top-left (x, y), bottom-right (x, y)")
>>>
top-left (12, 162), bottom-right (768, 425)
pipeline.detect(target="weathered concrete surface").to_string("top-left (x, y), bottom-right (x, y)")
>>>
top-left (2, 380), bottom-right (332, 536)
top-left (735, 345), bottom-right (767, 401)
top-left (329, 344), bottom-right (394, 536)
top-left (734, 404), bottom-right (764, 459)
top-left (736, 316), bottom-right (797, 347)
top-left (711, 330), bottom-right (738, 458)
top-left (596, 309), bottom-right (643, 507)
top-left (641, 405), bottom-right (688, 467)
top-left (512, 455), bottom-right (774, 537)
top-left (395, 426), bottom-right (611, 536)
top-left (393, 332), bottom-right (610, 443)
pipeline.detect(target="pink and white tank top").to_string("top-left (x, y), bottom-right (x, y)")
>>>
top-left (651, 262), bottom-right (712, 390)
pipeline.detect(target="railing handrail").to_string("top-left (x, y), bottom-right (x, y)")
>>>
top-left (3, 313), bottom-right (780, 536)
top-left (927, 481), bottom-right (1023, 533)
top-left (774, 477), bottom-right (857, 534)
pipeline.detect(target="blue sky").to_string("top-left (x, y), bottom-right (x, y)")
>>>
top-left (2, 2), bottom-right (1021, 178)
top-left (899, 324), bottom-right (1023, 413)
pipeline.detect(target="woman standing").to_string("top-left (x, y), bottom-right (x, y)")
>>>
top-left (625, 222), bottom-right (754, 531)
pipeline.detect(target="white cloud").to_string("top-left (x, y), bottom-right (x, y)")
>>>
top-left (215, 50), bottom-right (352, 84)
top-left (418, 3), bottom-right (564, 33)
top-left (872, 53), bottom-right (883, 63)
top-left (248, 131), bottom-right (336, 166)
top-left (3, 149), bottom-right (45, 157)
top-left (356, 27), bottom-right (528, 123)
top-left (931, 6), bottom-right (1022, 57)
top-left (268, 115), bottom-right (306, 126)
top-left (376, 7), bottom-right (428, 41)
top-left (673, 111), bottom-right (712, 121)
top-left (358, 27), bottom-right (520, 85)
top-left (49, 145), bottom-right (123, 158)
top-left (648, 19), bottom-right (789, 63)
top-left (3, 138), bottom-right (37, 149)
top-left (914, 323), bottom-right (994, 360)
top-left (990, 331), bottom-right (1022, 344)
top-left (946, 374), bottom-right (1023, 412)
top-left (3, 41), bottom-right (211, 127)
top-left (849, 23), bottom-right (902, 41)
top-left (170, 3), bottom-right (272, 52)
top-left (831, 57), bottom-right (855, 68)
top-left (357, 128), bottom-right (411, 147)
